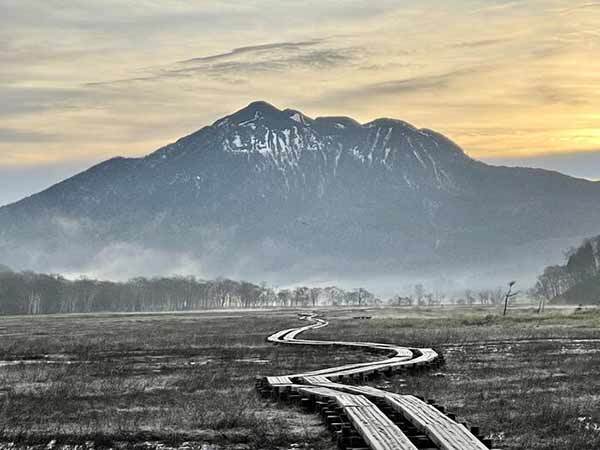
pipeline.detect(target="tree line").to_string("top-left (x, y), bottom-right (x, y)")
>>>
top-left (388, 283), bottom-right (505, 307)
top-left (0, 268), bottom-right (382, 315)
top-left (0, 265), bottom-right (516, 315)
top-left (531, 235), bottom-right (600, 306)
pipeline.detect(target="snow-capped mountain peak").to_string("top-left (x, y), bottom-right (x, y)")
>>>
top-left (2, 101), bottom-right (600, 288)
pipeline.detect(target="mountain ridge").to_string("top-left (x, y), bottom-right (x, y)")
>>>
top-left (1, 101), bottom-right (600, 292)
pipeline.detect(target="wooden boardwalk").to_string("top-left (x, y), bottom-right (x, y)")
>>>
top-left (258, 313), bottom-right (491, 450)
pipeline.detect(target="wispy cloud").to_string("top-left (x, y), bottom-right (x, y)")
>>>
top-left (469, 1), bottom-right (522, 15)
top-left (177, 40), bottom-right (322, 64)
top-left (0, 128), bottom-right (60, 143)
top-left (364, 71), bottom-right (465, 94)
top-left (87, 42), bottom-right (356, 86)
top-left (451, 38), bottom-right (512, 48)
top-left (311, 66), bottom-right (489, 107)
top-left (173, 48), bottom-right (353, 79)
top-left (559, 2), bottom-right (600, 14)
top-left (525, 85), bottom-right (589, 106)
top-left (85, 76), bottom-right (157, 87)
top-left (0, 86), bottom-right (87, 116)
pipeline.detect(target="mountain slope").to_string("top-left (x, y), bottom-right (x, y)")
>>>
top-left (2, 101), bottom-right (600, 289)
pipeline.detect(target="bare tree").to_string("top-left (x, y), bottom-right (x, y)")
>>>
top-left (414, 284), bottom-right (426, 306)
top-left (503, 281), bottom-right (519, 316)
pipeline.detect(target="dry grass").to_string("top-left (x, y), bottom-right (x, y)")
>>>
top-left (0, 311), bottom-right (379, 449)
top-left (311, 306), bottom-right (600, 449)
top-left (0, 307), bottom-right (598, 449)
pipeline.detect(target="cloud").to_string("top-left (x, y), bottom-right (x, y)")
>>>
top-left (177, 40), bottom-right (322, 64)
top-left (359, 62), bottom-right (411, 71)
top-left (451, 38), bottom-right (512, 48)
top-left (310, 66), bottom-right (488, 108)
top-left (87, 43), bottom-right (356, 86)
top-left (175, 48), bottom-right (352, 79)
top-left (559, 2), bottom-right (600, 14)
top-left (483, 149), bottom-right (600, 180)
top-left (85, 76), bottom-right (157, 87)
top-left (0, 128), bottom-right (60, 143)
top-left (526, 85), bottom-right (589, 106)
top-left (366, 69), bottom-right (474, 94)
top-left (469, 1), bottom-right (522, 15)
top-left (0, 86), bottom-right (87, 116)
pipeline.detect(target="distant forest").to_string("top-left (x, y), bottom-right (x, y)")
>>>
top-left (0, 266), bottom-right (385, 315)
top-left (532, 235), bottom-right (600, 306)
top-left (0, 264), bottom-right (513, 315)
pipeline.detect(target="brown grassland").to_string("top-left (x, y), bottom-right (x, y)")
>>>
top-left (0, 306), bottom-right (598, 449)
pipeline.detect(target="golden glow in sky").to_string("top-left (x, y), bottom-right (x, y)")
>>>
top-left (1, 0), bottom-right (600, 183)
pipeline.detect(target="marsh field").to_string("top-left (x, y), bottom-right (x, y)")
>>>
top-left (0, 307), bottom-right (598, 450)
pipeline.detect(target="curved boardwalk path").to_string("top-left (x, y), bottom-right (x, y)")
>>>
top-left (256, 314), bottom-right (492, 450)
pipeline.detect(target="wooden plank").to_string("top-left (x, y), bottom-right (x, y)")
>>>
top-left (334, 393), bottom-right (373, 408)
top-left (301, 378), bottom-right (390, 399)
top-left (291, 354), bottom-right (413, 378)
top-left (302, 375), bottom-right (332, 385)
top-left (293, 385), bottom-right (418, 450)
top-left (342, 397), bottom-right (418, 450)
top-left (266, 376), bottom-right (293, 386)
top-left (386, 395), bottom-right (488, 450)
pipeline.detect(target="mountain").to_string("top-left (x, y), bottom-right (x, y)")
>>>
top-left (2, 101), bottom-right (600, 290)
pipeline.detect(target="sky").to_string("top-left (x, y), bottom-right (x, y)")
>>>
top-left (1, 0), bottom-right (600, 206)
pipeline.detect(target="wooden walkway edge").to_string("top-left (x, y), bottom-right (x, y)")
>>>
top-left (257, 313), bottom-right (492, 450)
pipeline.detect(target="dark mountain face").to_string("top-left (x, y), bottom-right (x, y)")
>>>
top-left (2, 101), bottom-right (600, 290)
